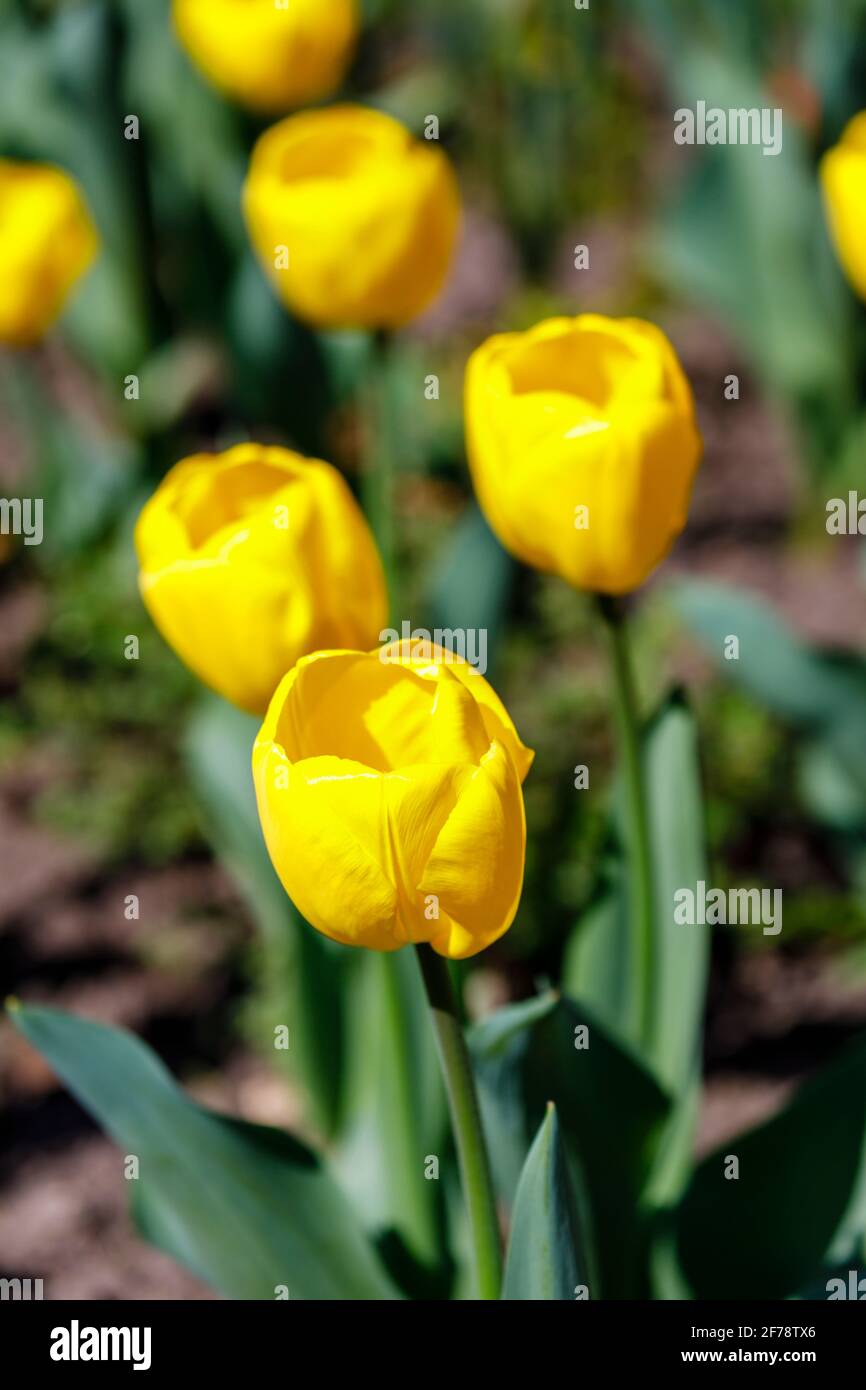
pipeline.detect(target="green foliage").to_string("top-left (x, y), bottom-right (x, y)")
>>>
top-left (9, 1003), bottom-right (400, 1301)
top-left (470, 993), bottom-right (669, 1298)
top-left (671, 578), bottom-right (866, 796)
top-left (670, 1030), bottom-right (866, 1299)
top-left (566, 693), bottom-right (709, 1104)
top-left (502, 1105), bottom-right (586, 1300)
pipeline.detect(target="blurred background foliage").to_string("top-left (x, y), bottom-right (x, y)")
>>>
top-left (2, 0), bottom-right (866, 1297)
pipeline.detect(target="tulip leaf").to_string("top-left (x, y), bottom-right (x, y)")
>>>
top-left (333, 948), bottom-right (448, 1284)
top-left (566, 692), bottom-right (709, 1111)
top-left (470, 992), bottom-right (670, 1298)
top-left (670, 1029), bottom-right (866, 1299)
top-left (642, 692), bottom-right (710, 1101)
top-left (670, 578), bottom-right (866, 793)
top-left (562, 860), bottom-right (631, 1044)
top-left (502, 1105), bottom-right (587, 1301)
top-left (184, 696), bottom-right (351, 1138)
top-left (8, 1003), bottom-right (400, 1301)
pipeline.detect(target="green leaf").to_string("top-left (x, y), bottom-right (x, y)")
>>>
top-left (671, 1030), bottom-right (866, 1299)
top-left (642, 693), bottom-right (709, 1100)
top-left (502, 1105), bottom-right (586, 1300)
top-left (8, 1003), bottom-right (400, 1301)
top-left (797, 738), bottom-right (866, 834)
top-left (470, 993), bottom-right (670, 1298)
top-left (184, 696), bottom-right (349, 1138)
top-left (562, 862), bottom-right (630, 1044)
top-left (671, 578), bottom-right (866, 793)
top-left (333, 949), bottom-right (447, 1279)
top-left (566, 693), bottom-right (710, 1104)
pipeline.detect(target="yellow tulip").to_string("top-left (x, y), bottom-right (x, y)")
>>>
top-left (135, 443), bottom-right (388, 714)
top-left (0, 161), bottom-right (98, 347)
top-left (173, 0), bottom-right (358, 113)
top-left (465, 315), bottom-right (702, 594)
top-left (253, 640), bottom-right (534, 958)
top-left (820, 112), bottom-right (866, 302)
top-left (243, 105), bottom-right (461, 329)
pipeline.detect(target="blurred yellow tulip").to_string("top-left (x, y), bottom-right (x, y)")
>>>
top-left (173, 0), bottom-right (358, 112)
top-left (820, 112), bottom-right (866, 302)
top-left (243, 105), bottom-right (461, 329)
top-left (253, 639), bottom-right (533, 958)
top-left (135, 443), bottom-right (388, 714)
top-left (0, 161), bottom-right (98, 347)
top-left (465, 315), bottom-right (702, 594)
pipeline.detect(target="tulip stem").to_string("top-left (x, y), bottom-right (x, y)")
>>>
top-left (415, 945), bottom-right (502, 1300)
top-left (597, 596), bottom-right (655, 1051)
top-left (362, 329), bottom-right (399, 618)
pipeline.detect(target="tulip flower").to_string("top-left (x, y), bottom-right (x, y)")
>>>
top-left (173, 0), bottom-right (358, 113)
top-left (820, 112), bottom-right (866, 302)
top-left (243, 105), bottom-right (461, 330)
top-left (253, 640), bottom-right (533, 959)
top-left (0, 161), bottom-right (98, 347)
top-left (465, 315), bottom-right (702, 594)
top-left (135, 443), bottom-right (388, 715)
top-left (465, 314), bottom-right (701, 1048)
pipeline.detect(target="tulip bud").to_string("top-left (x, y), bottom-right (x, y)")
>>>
top-left (243, 105), bottom-right (461, 330)
top-left (173, 0), bottom-right (358, 113)
top-left (820, 112), bottom-right (866, 302)
top-left (135, 443), bottom-right (388, 714)
top-left (0, 161), bottom-right (98, 347)
top-left (253, 640), bottom-right (533, 958)
top-left (465, 315), bottom-right (702, 594)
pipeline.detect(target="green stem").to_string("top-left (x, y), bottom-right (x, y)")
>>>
top-left (378, 953), bottom-right (438, 1264)
top-left (415, 945), bottom-right (502, 1300)
top-left (597, 596), bottom-right (655, 1050)
top-left (361, 329), bottom-right (398, 619)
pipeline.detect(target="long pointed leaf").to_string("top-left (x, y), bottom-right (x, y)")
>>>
top-left (503, 1105), bottom-right (586, 1300)
top-left (10, 1003), bottom-right (399, 1301)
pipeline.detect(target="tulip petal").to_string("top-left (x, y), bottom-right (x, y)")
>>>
top-left (135, 444), bottom-right (387, 714)
top-left (254, 647), bottom-right (532, 957)
top-left (253, 746), bottom-right (472, 951)
top-left (419, 741), bottom-right (526, 959)
top-left (270, 649), bottom-right (491, 771)
top-left (378, 638), bottom-right (534, 782)
top-left (466, 314), bottom-right (702, 594)
top-left (243, 105), bottom-right (460, 329)
top-left (173, 0), bottom-right (358, 113)
top-left (0, 160), bottom-right (98, 347)
top-left (821, 113), bottom-right (866, 302)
